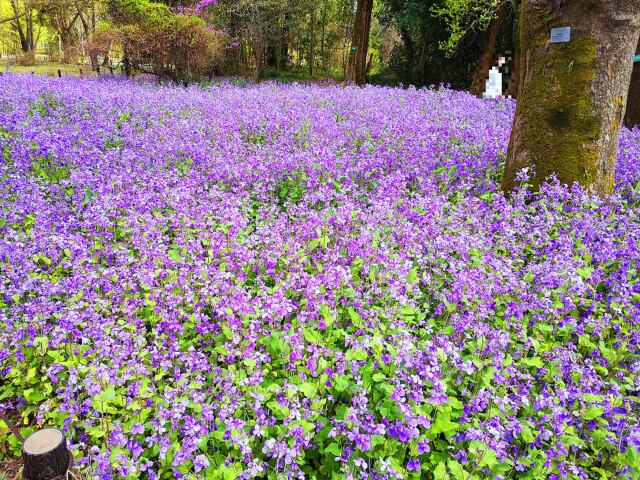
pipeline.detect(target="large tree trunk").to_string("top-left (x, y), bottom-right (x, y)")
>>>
top-left (61, 31), bottom-right (74, 64)
top-left (624, 40), bottom-right (640, 128)
top-left (347, 0), bottom-right (373, 86)
top-left (58, 10), bottom-right (81, 64)
top-left (502, 0), bottom-right (640, 196)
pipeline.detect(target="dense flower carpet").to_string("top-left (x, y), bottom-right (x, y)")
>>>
top-left (1, 74), bottom-right (640, 479)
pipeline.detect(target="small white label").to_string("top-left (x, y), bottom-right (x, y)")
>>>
top-left (550, 27), bottom-right (571, 43)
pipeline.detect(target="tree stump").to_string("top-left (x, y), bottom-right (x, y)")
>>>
top-left (22, 429), bottom-right (70, 480)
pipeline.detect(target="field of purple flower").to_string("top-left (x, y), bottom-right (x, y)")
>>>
top-left (1, 74), bottom-right (640, 480)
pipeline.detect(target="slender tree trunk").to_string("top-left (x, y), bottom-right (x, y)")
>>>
top-left (502, 0), bottom-right (640, 196)
top-left (399, 25), bottom-right (414, 68)
top-left (341, 20), bottom-right (350, 77)
top-left (25, 9), bottom-right (34, 50)
top-left (320, 0), bottom-right (327, 71)
top-left (91, 2), bottom-right (96, 34)
top-left (309, 6), bottom-right (315, 76)
top-left (280, 12), bottom-right (290, 71)
top-left (414, 30), bottom-right (428, 81)
top-left (227, 10), bottom-right (241, 73)
top-left (347, 0), bottom-right (373, 86)
top-left (470, 4), bottom-right (507, 95)
top-left (266, 41), bottom-right (278, 69)
top-left (624, 39), bottom-right (640, 128)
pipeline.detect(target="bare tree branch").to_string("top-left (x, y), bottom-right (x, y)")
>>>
top-left (0, 11), bottom-right (26, 25)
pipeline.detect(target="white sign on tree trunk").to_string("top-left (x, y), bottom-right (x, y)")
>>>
top-left (550, 27), bottom-right (571, 43)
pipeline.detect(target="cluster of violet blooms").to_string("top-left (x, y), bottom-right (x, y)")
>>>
top-left (1, 74), bottom-right (640, 480)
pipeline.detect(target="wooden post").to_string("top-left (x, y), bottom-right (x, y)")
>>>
top-left (79, 68), bottom-right (83, 78)
top-left (57, 69), bottom-right (61, 77)
top-left (22, 429), bottom-right (71, 480)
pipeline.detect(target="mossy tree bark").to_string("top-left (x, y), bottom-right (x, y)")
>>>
top-left (347, 0), bottom-right (373, 86)
top-left (502, 0), bottom-right (640, 196)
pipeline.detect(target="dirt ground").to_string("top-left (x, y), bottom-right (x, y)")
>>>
top-left (0, 455), bottom-right (21, 480)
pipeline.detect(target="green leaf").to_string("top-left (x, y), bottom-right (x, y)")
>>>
top-left (447, 460), bottom-right (467, 480)
top-left (584, 405), bottom-right (605, 420)
top-left (320, 304), bottom-right (335, 327)
top-left (33, 336), bottom-right (49, 351)
top-left (443, 299), bottom-right (457, 313)
top-left (521, 425), bottom-right (535, 443)
top-left (346, 349), bottom-right (368, 361)
top-left (243, 358), bottom-right (256, 369)
top-left (478, 447), bottom-right (498, 467)
top-left (168, 249), bottom-right (181, 262)
top-left (431, 411), bottom-right (459, 434)
top-left (348, 307), bottom-right (362, 326)
top-left (407, 266), bottom-right (419, 284)
top-left (324, 442), bottom-right (341, 457)
top-left (577, 265), bottom-right (594, 280)
top-left (23, 389), bottom-right (46, 403)
top-left (434, 462), bottom-right (450, 480)
top-left (523, 357), bottom-right (544, 369)
top-left (561, 435), bottom-right (586, 448)
top-left (334, 376), bottom-right (350, 392)
top-left (299, 382), bottom-right (317, 398)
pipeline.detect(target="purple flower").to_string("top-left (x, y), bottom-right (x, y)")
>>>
top-left (1, 74), bottom-right (639, 480)
top-left (130, 423), bottom-right (145, 435)
top-left (194, 454), bottom-right (210, 472)
top-left (407, 459), bottom-right (421, 472)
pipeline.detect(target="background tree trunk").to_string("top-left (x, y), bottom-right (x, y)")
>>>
top-left (80, 13), bottom-right (99, 70)
top-left (309, 5), bottom-right (315, 76)
top-left (9, 0), bottom-right (34, 54)
top-left (505, 51), bottom-right (520, 98)
top-left (502, 0), bottom-right (640, 196)
top-left (320, 0), bottom-right (327, 71)
top-left (347, 0), bottom-right (373, 86)
top-left (470, 4), bottom-right (507, 95)
top-left (624, 39), bottom-right (640, 128)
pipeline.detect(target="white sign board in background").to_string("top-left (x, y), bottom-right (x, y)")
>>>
top-left (550, 27), bottom-right (571, 43)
